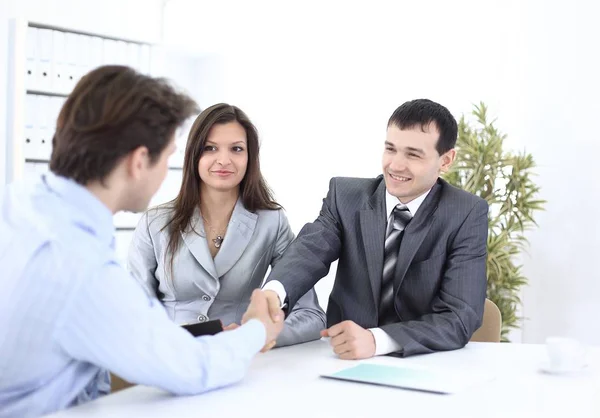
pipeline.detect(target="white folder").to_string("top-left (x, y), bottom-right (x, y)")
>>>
top-left (102, 39), bottom-right (118, 65)
top-left (76, 34), bottom-right (92, 83)
top-left (140, 44), bottom-right (151, 74)
top-left (36, 29), bottom-right (54, 92)
top-left (116, 40), bottom-right (128, 65)
top-left (37, 96), bottom-right (52, 160)
top-left (25, 27), bottom-right (38, 90)
top-left (23, 161), bottom-right (38, 182)
top-left (51, 31), bottom-right (66, 93)
top-left (113, 211), bottom-right (143, 229)
top-left (90, 36), bottom-right (103, 71)
top-left (64, 33), bottom-right (79, 92)
top-left (127, 42), bottom-right (141, 71)
top-left (24, 95), bottom-right (38, 159)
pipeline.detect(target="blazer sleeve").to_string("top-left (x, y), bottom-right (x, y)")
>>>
top-left (127, 211), bottom-right (161, 299)
top-left (380, 198), bottom-right (489, 356)
top-left (270, 209), bottom-right (326, 347)
top-left (265, 178), bottom-right (343, 312)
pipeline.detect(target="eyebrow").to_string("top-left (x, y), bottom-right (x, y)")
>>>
top-left (384, 142), bottom-right (425, 155)
top-left (406, 146), bottom-right (425, 155)
top-left (205, 140), bottom-right (246, 146)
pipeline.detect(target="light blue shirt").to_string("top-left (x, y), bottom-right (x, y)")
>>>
top-left (0, 173), bottom-right (266, 418)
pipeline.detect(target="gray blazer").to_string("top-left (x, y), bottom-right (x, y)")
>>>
top-left (128, 199), bottom-right (326, 347)
top-left (266, 176), bottom-right (488, 356)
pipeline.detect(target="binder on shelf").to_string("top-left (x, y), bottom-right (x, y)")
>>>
top-left (102, 38), bottom-right (118, 65)
top-left (51, 30), bottom-right (66, 93)
top-left (25, 27), bottom-right (38, 90)
top-left (64, 33), bottom-right (79, 92)
top-left (140, 44), bottom-right (151, 74)
top-left (37, 96), bottom-right (52, 160)
top-left (36, 28), bottom-right (53, 92)
top-left (127, 42), bottom-right (141, 72)
top-left (90, 36), bottom-right (103, 71)
top-left (76, 34), bottom-right (92, 85)
top-left (24, 95), bottom-right (37, 160)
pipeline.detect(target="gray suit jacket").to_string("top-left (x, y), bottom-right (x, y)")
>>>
top-left (128, 199), bottom-right (326, 347)
top-left (266, 176), bottom-right (488, 356)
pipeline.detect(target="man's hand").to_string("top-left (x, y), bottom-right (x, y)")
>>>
top-left (263, 290), bottom-right (283, 322)
top-left (242, 289), bottom-right (284, 351)
top-left (223, 323), bottom-right (239, 331)
top-left (320, 320), bottom-right (376, 360)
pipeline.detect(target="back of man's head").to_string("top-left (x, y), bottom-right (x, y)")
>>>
top-left (50, 65), bottom-right (198, 185)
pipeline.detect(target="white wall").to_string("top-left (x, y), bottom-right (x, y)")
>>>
top-left (164, 0), bottom-right (600, 344)
top-left (518, 0), bottom-right (600, 345)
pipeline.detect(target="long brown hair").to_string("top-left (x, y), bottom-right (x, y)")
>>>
top-left (163, 103), bottom-right (280, 270)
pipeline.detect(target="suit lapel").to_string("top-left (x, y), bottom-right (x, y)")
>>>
top-left (393, 180), bottom-right (443, 291)
top-left (360, 178), bottom-right (387, 308)
top-left (214, 199), bottom-right (257, 278)
top-left (181, 208), bottom-right (218, 280)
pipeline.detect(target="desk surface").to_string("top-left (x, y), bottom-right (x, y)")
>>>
top-left (49, 339), bottom-right (600, 418)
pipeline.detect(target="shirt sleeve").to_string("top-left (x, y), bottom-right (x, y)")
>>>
top-left (54, 261), bottom-right (266, 396)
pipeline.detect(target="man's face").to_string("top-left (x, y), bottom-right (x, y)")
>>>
top-left (127, 137), bottom-right (176, 213)
top-left (382, 123), bottom-right (455, 203)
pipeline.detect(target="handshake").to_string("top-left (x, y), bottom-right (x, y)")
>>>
top-left (230, 290), bottom-right (285, 352)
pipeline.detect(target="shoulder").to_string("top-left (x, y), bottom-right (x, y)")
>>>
top-left (329, 175), bottom-right (382, 195)
top-left (438, 178), bottom-right (488, 216)
top-left (255, 207), bottom-right (288, 231)
top-left (326, 175), bottom-right (384, 209)
top-left (141, 203), bottom-right (175, 234)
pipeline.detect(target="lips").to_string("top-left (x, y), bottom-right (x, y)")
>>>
top-left (212, 170), bottom-right (234, 177)
top-left (389, 173), bottom-right (411, 182)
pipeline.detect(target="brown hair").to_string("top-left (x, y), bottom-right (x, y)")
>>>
top-left (50, 65), bottom-right (198, 184)
top-left (163, 103), bottom-right (280, 269)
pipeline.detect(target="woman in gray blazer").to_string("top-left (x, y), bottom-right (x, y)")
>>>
top-left (128, 103), bottom-right (326, 348)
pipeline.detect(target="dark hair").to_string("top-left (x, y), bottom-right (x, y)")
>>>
top-left (50, 65), bottom-right (198, 184)
top-left (163, 103), bottom-right (280, 269)
top-left (387, 99), bottom-right (458, 155)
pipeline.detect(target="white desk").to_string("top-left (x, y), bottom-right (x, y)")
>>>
top-left (49, 339), bottom-right (599, 418)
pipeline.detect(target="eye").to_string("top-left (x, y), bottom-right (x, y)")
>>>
top-left (408, 153), bottom-right (421, 159)
top-left (203, 145), bottom-right (216, 152)
top-left (385, 146), bottom-right (395, 152)
top-left (232, 146), bottom-right (245, 152)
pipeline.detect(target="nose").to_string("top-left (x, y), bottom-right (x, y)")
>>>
top-left (216, 149), bottom-right (231, 166)
top-left (389, 154), bottom-right (408, 172)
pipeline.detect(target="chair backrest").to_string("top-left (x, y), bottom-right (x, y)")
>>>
top-left (470, 298), bottom-right (502, 343)
top-left (110, 373), bottom-right (134, 393)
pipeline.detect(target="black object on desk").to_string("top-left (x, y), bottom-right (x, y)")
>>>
top-left (182, 319), bottom-right (223, 337)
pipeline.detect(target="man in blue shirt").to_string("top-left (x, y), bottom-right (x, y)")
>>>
top-left (0, 66), bottom-right (284, 417)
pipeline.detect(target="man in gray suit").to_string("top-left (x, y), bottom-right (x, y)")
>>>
top-left (263, 99), bottom-right (488, 359)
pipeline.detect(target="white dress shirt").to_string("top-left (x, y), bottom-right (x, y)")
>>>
top-left (264, 187), bottom-right (431, 356)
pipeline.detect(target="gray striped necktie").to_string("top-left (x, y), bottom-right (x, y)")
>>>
top-left (378, 203), bottom-right (413, 326)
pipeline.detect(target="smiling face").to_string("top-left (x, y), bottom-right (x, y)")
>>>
top-left (197, 121), bottom-right (248, 192)
top-left (382, 123), bottom-right (455, 203)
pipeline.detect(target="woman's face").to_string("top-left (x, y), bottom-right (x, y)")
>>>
top-left (198, 121), bottom-right (248, 192)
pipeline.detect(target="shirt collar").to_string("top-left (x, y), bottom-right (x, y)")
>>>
top-left (43, 172), bottom-right (115, 247)
top-left (385, 187), bottom-right (431, 220)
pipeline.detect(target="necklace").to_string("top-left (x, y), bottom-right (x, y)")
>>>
top-left (202, 216), bottom-right (227, 248)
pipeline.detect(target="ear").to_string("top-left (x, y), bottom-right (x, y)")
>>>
top-left (439, 149), bottom-right (456, 173)
top-left (126, 146), bottom-right (150, 180)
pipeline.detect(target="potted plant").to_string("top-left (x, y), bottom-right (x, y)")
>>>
top-left (444, 103), bottom-right (546, 340)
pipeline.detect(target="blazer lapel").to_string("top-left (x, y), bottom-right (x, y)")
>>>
top-left (359, 178), bottom-right (387, 308)
top-left (214, 199), bottom-right (258, 278)
top-left (181, 208), bottom-right (218, 280)
top-left (393, 180), bottom-right (443, 290)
